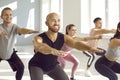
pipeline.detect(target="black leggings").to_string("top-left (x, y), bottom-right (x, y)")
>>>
top-left (0, 49), bottom-right (24, 80)
top-left (29, 64), bottom-right (69, 80)
top-left (95, 56), bottom-right (120, 80)
top-left (83, 47), bottom-right (106, 67)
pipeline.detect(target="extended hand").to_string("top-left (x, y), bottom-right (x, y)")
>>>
top-left (89, 47), bottom-right (103, 53)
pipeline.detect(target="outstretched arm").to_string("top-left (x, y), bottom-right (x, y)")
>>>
top-left (64, 35), bottom-right (101, 53)
top-left (33, 36), bottom-right (67, 56)
top-left (17, 27), bottom-right (39, 34)
top-left (74, 35), bottom-right (102, 41)
top-left (93, 29), bottom-right (116, 35)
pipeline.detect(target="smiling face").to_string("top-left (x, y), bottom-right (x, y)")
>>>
top-left (67, 26), bottom-right (77, 37)
top-left (95, 20), bottom-right (102, 29)
top-left (1, 8), bottom-right (13, 23)
top-left (45, 13), bottom-right (60, 33)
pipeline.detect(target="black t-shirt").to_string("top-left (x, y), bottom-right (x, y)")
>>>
top-left (29, 32), bottom-right (64, 71)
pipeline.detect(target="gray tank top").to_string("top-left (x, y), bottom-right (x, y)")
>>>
top-left (105, 46), bottom-right (120, 59)
top-left (0, 24), bottom-right (19, 59)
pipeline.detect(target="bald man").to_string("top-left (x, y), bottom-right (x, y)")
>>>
top-left (28, 13), bottom-right (101, 80)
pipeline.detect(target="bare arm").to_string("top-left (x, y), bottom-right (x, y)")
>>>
top-left (74, 36), bottom-right (102, 41)
top-left (64, 35), bottom-right (101, 53)
top-left (109, 38), bottom-right (120, 48)
top-left (17, 27), bottom-right (39, 34)
top-left (33, 36), bottom-right (67, 56)
top-left (93, 29), bottom-right (116, 35)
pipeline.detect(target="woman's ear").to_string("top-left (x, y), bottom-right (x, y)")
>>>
top-left (118, 28), bottom-right (120, 32)
top-left (45, 21), bottom-right (47, 25)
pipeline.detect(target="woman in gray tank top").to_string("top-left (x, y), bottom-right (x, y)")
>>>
top-left (95, 22), bottom-right (120, 80)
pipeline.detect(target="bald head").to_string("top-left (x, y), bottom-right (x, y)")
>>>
top-left (45, 12), bottom-right (60, 33)
top-left (46, 13), bottom-right (59, 21)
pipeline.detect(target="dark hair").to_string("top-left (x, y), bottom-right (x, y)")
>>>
top-left (66, 24), bottom-right (75, 34)
top-left (1, 7), bottom-right (12, 17)
top-left (93, 17), bottom-right (102, 23)
top-left (111, 22), bottom-right (120, 40)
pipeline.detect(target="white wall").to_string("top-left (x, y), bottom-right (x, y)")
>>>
top-left (62, 0), bottom-right (110, 50)
top-left (0, 0), bottom-right (111, 49)
top-left (0, 0), bottom-right (41, 45)
top-left (63, 0), bottom-right (81, 35)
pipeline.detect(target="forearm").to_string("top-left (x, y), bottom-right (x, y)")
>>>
top-left (74, 37), bottom-right (98, 42)
top-left (74, 37), bottom-right (84, 41)
top-left (83, 37), bottom-right (97, 41)
top-left (18, 28), bottom-right (38, 34)
top-left (35, 43), bottom-right (67, 56)
top-left (65, 35), bottom-right (101, 53)
top-left (73, 41), bottom-right (91, 51)
top-left (101, 29), bottom-right (113, 34)
top-left (95, 29), bottom-right (115, 34)
top-left (73, 41), bottom-right (101, 53)
top-left (34, 43), bottom-right (54, 55)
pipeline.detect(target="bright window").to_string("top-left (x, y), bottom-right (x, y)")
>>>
top-left (81, 0), bottom-right (120, 34)
top-left (41, 0), bottom-right (63, 32)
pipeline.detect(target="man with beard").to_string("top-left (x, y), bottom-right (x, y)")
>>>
top-left (28, 13), bottom-right (102, 80)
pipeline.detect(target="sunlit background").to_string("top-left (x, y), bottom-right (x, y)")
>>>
top-left (0, 0), bottom-right (120, 80)
top-left (0, 0), bottom-right (119, 45)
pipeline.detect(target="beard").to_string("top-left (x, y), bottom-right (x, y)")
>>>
top-left (48, 25), bottom-right (60, 33)
top-left (49, 27), bottom-right (59, 33)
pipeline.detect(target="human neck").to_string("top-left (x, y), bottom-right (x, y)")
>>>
top-left (68, 34), bottom-right (74, 37)
top-left (95, 26), bottom-right (101, 29)
top-left (2, 22), bottom-right (12, 28)
top-left (46, 30), bottom-right (58, 42)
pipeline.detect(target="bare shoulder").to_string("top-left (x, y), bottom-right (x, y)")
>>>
top-left (111, 38), bottom-right (120, 43)
top-left (64, 34), bottom-right (73, 41)
top-left (90, 28), bottom-right (98, 35)
top-left (91, 28), bottom-right (99, 30)
top-left (109, 38), bottom-right (120, 48)
top-left (64, 34), bottom-right (75, 47)
top-left (33, 36), bottom-right (43, 43)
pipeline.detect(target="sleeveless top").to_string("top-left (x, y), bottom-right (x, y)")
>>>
top-left (29, 32), bottom-right (64, 71)
top-left (61, 43), bottom-right (72, 53)
top-left (105, 46), bottom-right (120, 59)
